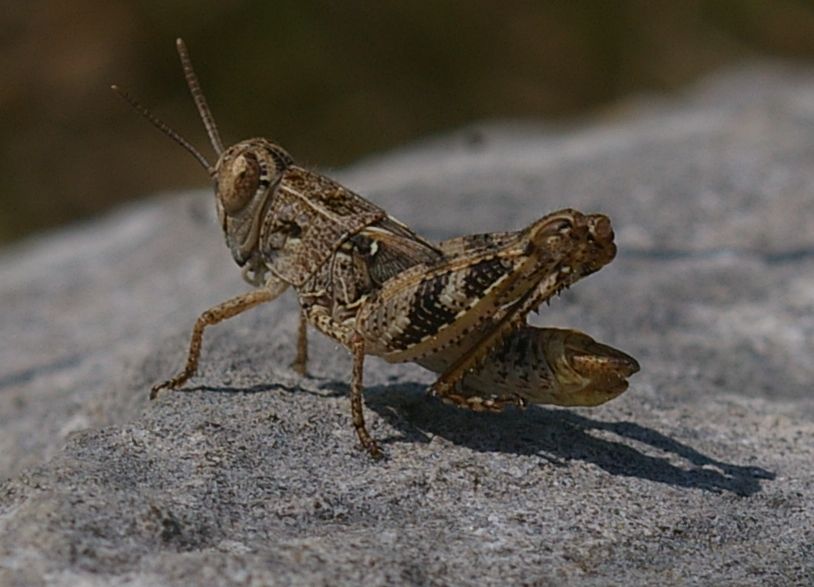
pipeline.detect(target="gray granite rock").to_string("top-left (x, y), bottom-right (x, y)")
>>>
top-left (1, 64), bottom-right (813, 586)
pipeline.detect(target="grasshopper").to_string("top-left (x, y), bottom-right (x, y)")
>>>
top-left (114, 39), bottom-right (639, 458)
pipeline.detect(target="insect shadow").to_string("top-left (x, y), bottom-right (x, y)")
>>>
top-left (361, 382), bottom-right (775, 497)
top-left (191, 377), bottom-right (773, 496)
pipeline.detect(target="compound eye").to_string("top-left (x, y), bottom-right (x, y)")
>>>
top-left (220, 152), bottom-right (261, 213)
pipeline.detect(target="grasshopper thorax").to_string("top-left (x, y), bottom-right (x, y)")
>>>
top-left (214, 139), bottom-right (293, 266)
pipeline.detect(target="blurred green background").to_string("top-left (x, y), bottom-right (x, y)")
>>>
top-left (3, 0), bottom-right (814, 244)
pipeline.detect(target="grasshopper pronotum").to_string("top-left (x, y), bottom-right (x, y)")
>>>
top-left (114, 39), bottom-right (639, 458)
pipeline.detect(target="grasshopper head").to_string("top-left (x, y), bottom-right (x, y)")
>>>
top-left (214, 139), bottom-right (292, 265)
top-left (113, 40), bottom-right (295, 268)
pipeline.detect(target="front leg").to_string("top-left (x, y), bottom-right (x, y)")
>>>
top-left (350, 333), bottom-right (382, 458)
top-left (151, 280), bottom-right (288, 399)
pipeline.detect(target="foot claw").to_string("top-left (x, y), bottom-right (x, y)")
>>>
top-left (290, 360), bottom-right (307, 377)
top-left (365, 441), bottom-right (384, 460)
top-left (149, 375), bottom-right (187, 400)
top-left (150, 382), bottom-right (171, 400)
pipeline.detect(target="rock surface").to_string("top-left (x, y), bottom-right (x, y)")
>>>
top-left (1, 64), bottom-right (813, 585)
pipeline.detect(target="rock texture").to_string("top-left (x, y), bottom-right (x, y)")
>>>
top-left (1, 64), bottom-right (813, 585)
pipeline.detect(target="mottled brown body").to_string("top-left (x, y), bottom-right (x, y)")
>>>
top-left (116, 39), bottom-right (639, 458)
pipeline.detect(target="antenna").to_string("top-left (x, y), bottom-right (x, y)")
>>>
top-left (176, 38), bottom-right (225, 155)
top-left (111, 84), bottom-right (214, 175)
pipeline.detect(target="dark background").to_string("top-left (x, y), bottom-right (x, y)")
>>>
top-left (3, 0), bottom-right (814, 244)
